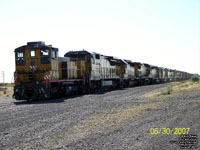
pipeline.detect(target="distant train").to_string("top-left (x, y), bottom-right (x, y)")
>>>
top-left (13, 41), bottom-right (193, 100)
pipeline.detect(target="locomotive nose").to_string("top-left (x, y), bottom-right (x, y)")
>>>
top-left (24, 88), bottom-right (34, 100)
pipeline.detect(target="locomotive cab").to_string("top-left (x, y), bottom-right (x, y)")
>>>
top-left (14, 41), bottom-right (59, 100)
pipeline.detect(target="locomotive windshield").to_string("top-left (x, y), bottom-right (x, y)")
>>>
top-left (16, 51), bottom-right (25, 66)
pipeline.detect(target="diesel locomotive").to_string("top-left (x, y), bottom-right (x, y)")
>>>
top-left (13, 41), bottom-right (192, 100)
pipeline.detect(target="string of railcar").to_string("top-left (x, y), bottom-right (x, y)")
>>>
top-left (13, 41), bottom-right (193, 101)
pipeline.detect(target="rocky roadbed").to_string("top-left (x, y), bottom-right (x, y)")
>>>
top-left (0, 83), bottom-right (199, 150)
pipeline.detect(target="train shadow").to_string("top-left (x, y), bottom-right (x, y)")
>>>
top-left (13, 88), bottom-right (126, 105)
top-left (14, 94), bottom-right (85, 105)
top-left (90, 87), bottom-right (127, 95)
top-left (14, 87), bottom-right (136, 105)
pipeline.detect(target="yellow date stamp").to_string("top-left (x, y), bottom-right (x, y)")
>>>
top-left (150, 128), bottom-right (190, 135)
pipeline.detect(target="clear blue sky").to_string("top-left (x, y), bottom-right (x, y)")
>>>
top-left (0, 0), bottom-right (199, 82)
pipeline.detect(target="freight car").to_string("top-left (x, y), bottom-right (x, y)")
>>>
top-left (13, 41), bottom-right (192, 101)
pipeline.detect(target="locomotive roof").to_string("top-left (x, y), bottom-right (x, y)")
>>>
top-left (65, 50), bottom-right (124, 64)
top-left (151, 66), bottom-right (159, 69)
top-left (104, 56), bottom-right (126, 65)
top-left (164, 68), bottom-right (169, 71)
top-left (123, 60), bottom-right (144, 67)
top-left (15, 41), bottom-right (58, 52)
top-left (64, 50), bottom-right (93, 57)
top-left (143, 63), bottom-right (151, 67)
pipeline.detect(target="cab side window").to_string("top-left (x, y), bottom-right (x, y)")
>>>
top-left (40, 50), bottom-right (49, 56)
top-left (51, 50), bottom-right (58, 59)
top-left (51, 50), bottom-right (56, 58)
top-left (40, 49), bottom-right (50, 64)
top-left (87, 56), bottom-right (91, 63)
top-left (96, 54), bottom-right (100, 59)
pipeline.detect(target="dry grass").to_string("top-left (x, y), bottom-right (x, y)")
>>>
top-left (50, 101), bottom-right (163, 147)
top-left (146, 80), bottom-right (200, 99)
top-left (0, 85), bottom-right (13, 97)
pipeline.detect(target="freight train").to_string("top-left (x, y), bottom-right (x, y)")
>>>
top-left (13, 41), bottom-right (192, 101)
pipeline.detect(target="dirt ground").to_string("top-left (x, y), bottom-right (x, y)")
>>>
top-left (0, 82), bottom-right (199, 150)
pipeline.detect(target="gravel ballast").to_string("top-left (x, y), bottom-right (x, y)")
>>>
top-left (0, 83), bottom-right (199, 150)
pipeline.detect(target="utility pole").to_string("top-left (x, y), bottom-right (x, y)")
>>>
top-left (2, 71), bottom-right (4, 83)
